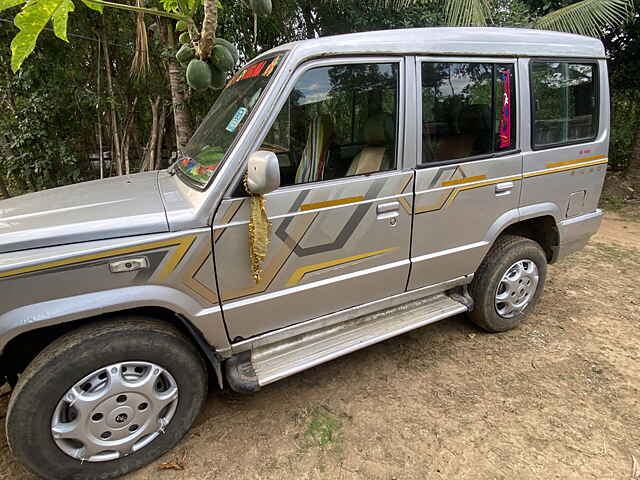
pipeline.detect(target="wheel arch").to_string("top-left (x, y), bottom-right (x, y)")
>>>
top-left (0, 287), bottom-right (230, 389)
top-left (485, 204), bottom-right (561, 265)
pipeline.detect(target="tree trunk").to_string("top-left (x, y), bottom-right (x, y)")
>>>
top-left (100, 20), bottom-right (122, 176)
top-left (629, 123), bottom-right (640, 174)
top-left (120, 96), bottom-right (138, 175)
top-left (156, 101), bottom-right (167, 169)
top-left (198, 0), bottom-right (218, 60)
top-left (147, 96), bottom-right (160, 171)
top-left (0, 175), bottom-right (10, 199)
top-left (161, 19), bottom-right (194, 152)
top-left (302, 3), bottom-right (316, 39)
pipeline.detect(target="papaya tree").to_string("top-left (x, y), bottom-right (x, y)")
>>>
top-left (0, 0), bottom-right (271, 152)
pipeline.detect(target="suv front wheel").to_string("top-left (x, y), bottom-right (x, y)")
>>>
top-left (6, 317), bottom-right (207, 480)
top-left (468, 234), bottom-right (547, 332)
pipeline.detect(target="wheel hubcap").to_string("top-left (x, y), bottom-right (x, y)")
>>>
top-left (51, 362), bottom-right (179, 462)
top-left (494, 259), bottom-right (539, 319)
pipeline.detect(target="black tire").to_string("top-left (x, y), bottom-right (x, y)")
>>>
top-left (468, 235), bottom-right (547, 332)
top-left (6, 317), bottom-right (208, 480)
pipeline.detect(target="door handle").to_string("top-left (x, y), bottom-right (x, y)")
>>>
top-left (495, 181), bottom-right (514, 194)
top-left (376, 201), bottom-right (400, 222)
top-left (377, 201), bottom-right (400, 214)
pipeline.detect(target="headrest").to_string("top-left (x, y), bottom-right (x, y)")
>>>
top-left (362, 113), bottom-right (394, 146)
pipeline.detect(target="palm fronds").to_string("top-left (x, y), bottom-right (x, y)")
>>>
top-left (533, 0), bottom-right (632, 37)
top-left (444, 0), bottom-right (493, 26)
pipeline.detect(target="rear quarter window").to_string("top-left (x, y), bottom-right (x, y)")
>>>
top-left (530, 61), bottom-right (598, 149)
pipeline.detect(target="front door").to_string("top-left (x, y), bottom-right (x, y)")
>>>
top-left (213, 57), bottom-right (414, 341)
top-left (408, 58), bottom-right (522, 290)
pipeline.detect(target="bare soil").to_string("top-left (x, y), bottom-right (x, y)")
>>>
top-left (1, 211), bottom-right (639, 480)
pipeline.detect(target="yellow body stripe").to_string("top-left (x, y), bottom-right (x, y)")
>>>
top-left (286, 247), bottom-right (398, 287)
top-left (524, 158), bottom-right (607, 178)
top-left (546, 154), bottom-right (605, 169)
top-left (157, 235), bottom-right (197, 280)
top-left (417, 156), bottom-right (607, 213)
top-left (441, 174), bottom-right (486, 187)
top-left (300, 196), bottom-right (364, 211)
top-left (0, 235), bottom-right (197, 280)
top-left (444, 175), bottom-right (522, 207)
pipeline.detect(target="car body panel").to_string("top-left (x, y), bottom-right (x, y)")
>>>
top-left (214, 171), bottom-right (414, 340)
top-left (0, 229), bottom-right (228, 354)
top-left (0, 172), bottom-right (168, 253)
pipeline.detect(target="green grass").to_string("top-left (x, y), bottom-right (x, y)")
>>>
top-left (304, 406), bottom-right (341, 447)
top-left (600, 194), bottom-right (627, 211)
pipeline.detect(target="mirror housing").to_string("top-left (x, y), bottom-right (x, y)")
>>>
top-left (246, 150), bottom-right (280, 195)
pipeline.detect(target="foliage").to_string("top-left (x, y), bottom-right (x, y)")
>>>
top-left (532, 0), bottom-right (632, 37)
top-left (609, 89), bottom-right (640, 170)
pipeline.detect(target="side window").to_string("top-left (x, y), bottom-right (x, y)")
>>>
top-left (262, 62), bottom-right (399, 187)
top-left (531, 61), bottom-right (598, 148)
top-left (421, 62), bottom-right (516, 164)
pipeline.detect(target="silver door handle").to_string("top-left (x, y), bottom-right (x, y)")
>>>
top-left (377, 201), bottom-right (400, 214)
top-left (495, 181), bottom-right (514, 193)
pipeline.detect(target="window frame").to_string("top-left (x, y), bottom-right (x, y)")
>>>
top-left (415, 56), bottom-right (520, 169)
top-left (528, 58), bottom-right (600, 152)
top-left (225, 55), bottom-right (406, 197)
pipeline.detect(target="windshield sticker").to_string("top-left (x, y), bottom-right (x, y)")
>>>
top-left (228, 60), bottom-right (267, 87)
top-left (262, 56), bottom-right (280, 77)
top-left (226, 107), bottom-right (248, 133)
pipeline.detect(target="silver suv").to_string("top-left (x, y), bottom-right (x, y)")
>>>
top-left (0, 27), bottom-right (608, 480)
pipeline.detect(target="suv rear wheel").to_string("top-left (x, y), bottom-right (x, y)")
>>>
top-left (468, 234), bottom-right (547, 332)
top-left (6, 317), bottom-right (207, 480)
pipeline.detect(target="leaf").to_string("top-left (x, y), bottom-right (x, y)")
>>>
top-left (533, 0), bottom-right (632, 37)
top-left (0, 0), bottom-right (26, 11)
top-left (81, 0), bottom-right (102, 12)
top-left (160, 0), bottom-right (178, 12)
top-left (51, 0), bottom-right (74, 40)
top-left (444, 0), bottom-right (492, 26)
top-left (10, 0), bottom-right (76, 72)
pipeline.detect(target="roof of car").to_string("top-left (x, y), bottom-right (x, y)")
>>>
top-left (262, 27), bottom-right (605, 62)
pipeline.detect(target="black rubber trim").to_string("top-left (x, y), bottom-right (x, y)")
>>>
top-left (225, 351), bottom-right (260, 394)
top-left (174, 314), bottom-right (224, 390)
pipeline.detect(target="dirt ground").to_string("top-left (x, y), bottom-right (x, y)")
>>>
top-left (1, 211), bottom-right (639, 480)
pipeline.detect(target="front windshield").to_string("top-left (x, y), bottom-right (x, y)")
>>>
top-left (176, 54), bottom-right (284, 187)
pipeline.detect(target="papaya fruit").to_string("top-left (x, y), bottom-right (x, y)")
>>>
top-left (186, 59), bottom-right (212, 90)
top-left (175, 20), bottom-right (187, 31)
top-left (211, 44), bottom-right (234, 72)
top-left (210, 65), bottom-right (227, 90)
top-left (214, 37), bottom-right (239, 65)
top-left (179, 32), bottom-right (190, 44)
top-left (249, 0), bottom-right (271, 16)
top-left (176, 44), bottom-right (196, 66)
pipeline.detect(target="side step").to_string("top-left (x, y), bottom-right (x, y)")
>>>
top-left (226, 293), bottom-right (468, 392)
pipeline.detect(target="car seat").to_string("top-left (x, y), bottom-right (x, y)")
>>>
top-left (346, 113), bottom-right (395, 176)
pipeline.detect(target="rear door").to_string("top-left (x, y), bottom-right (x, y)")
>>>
top-left (408, 57), bottom-right (522, 290)
top-left (213, 57), bottom-right (414, 341)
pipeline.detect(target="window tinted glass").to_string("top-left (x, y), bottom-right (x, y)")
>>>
top-left (531, 61), bottom-right (597, 148)
top-left (421, 63), bottom-right (516, 164)
top-left (262, 63), bottom-right (399, 187)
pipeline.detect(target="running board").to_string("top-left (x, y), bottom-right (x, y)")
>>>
top-left (225, 293), bottom-right (468, 391)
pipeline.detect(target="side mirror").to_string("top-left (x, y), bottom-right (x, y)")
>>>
top-left (246, 150), bottom-right (280, 195)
